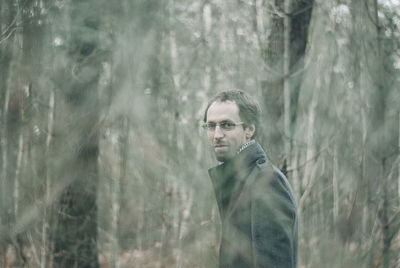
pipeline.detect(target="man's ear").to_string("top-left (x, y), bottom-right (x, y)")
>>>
top-left (245, 124), bottom-right (255, 140)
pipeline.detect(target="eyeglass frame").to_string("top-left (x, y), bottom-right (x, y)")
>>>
top-left (202, 121), bottom-right (245, 132)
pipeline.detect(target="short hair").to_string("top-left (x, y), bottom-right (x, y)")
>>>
top-left (203, 90), bottom-right (262, 138)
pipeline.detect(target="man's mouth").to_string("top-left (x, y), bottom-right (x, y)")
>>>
top-left (214, 144), bottom-right (228, 149)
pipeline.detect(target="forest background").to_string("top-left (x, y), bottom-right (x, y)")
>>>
top-left (1, 0), bottom-right (400, 267)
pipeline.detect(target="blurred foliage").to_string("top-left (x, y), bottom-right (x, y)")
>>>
top-left (0, 0), bottom-right (399, 267)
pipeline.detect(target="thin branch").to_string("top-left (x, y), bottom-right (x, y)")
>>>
top-left (291, 4), bottom-right (313, 18)
top-left (364, 0), bottom-right (380, 29)
top-left (0, 26), bottom-right (20, 44)
top-left (0, 15), bottom-right (18, 39)
top-left (27, 232), bottom-right (41, 267)
top-left (267, 1), bottom-right (312, 18)
top-left (286, 138), bottom-right (332, 173)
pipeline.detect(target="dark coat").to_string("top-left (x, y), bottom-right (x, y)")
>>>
top-left (208, 142), bottom-right (297, 268)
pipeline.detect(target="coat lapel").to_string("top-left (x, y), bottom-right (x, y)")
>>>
top-left (224, 164), bottom-right (259, 220)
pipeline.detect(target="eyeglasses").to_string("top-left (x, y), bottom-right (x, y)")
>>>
top-left (202, 121), bottom-right (244, 131)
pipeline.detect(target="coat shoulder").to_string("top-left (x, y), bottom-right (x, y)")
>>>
top-left (253, 159), bottom-right (297, 210)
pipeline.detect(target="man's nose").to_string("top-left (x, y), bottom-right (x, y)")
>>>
top-left (214, 125), bottom-right (224, 139)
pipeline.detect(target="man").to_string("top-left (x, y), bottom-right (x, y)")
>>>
top-left (203, 90), bottom-right (297, 267)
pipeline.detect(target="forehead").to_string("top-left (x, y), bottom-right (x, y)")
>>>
top-left (206, 100), bottom-right (241, 122)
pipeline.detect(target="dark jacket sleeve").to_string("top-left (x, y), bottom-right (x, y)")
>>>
top-left (250, 167), bottom-right (297, 268)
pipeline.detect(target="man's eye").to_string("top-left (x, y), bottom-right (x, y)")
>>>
top-left (207, 123), bottom-right (216, 129)
top-left (220, 122), bottom-right (234, 128)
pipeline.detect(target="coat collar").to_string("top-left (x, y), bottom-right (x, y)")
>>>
top-left (208, 142), bottom-right (267, 181)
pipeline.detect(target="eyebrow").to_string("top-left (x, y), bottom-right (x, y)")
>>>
top-left (206, 119), bottom-right (234, 123)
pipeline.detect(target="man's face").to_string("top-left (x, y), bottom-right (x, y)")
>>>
top-left (206, 100), bottom-right (253, 162)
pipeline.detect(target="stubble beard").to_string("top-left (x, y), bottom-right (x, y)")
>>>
top-left (214, 146), bottom-right (235, 162)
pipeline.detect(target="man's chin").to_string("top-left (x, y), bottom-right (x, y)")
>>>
top-left (214, 150), bottom-right (234, 162)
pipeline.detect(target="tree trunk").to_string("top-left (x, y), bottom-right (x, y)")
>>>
top-left (364, 0), bottom-right (392, 267)
top-left (283, 0), bottom-right (292, 165)
top-left (259, 0), bottom-right (313, 169)
top-left (52, 0), bottom-right (102, 267)
top-left (41, 90), bottom-right (55, 268)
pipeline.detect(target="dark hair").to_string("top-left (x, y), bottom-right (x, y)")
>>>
top-left (203, 90), bottom-right (261, 138)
